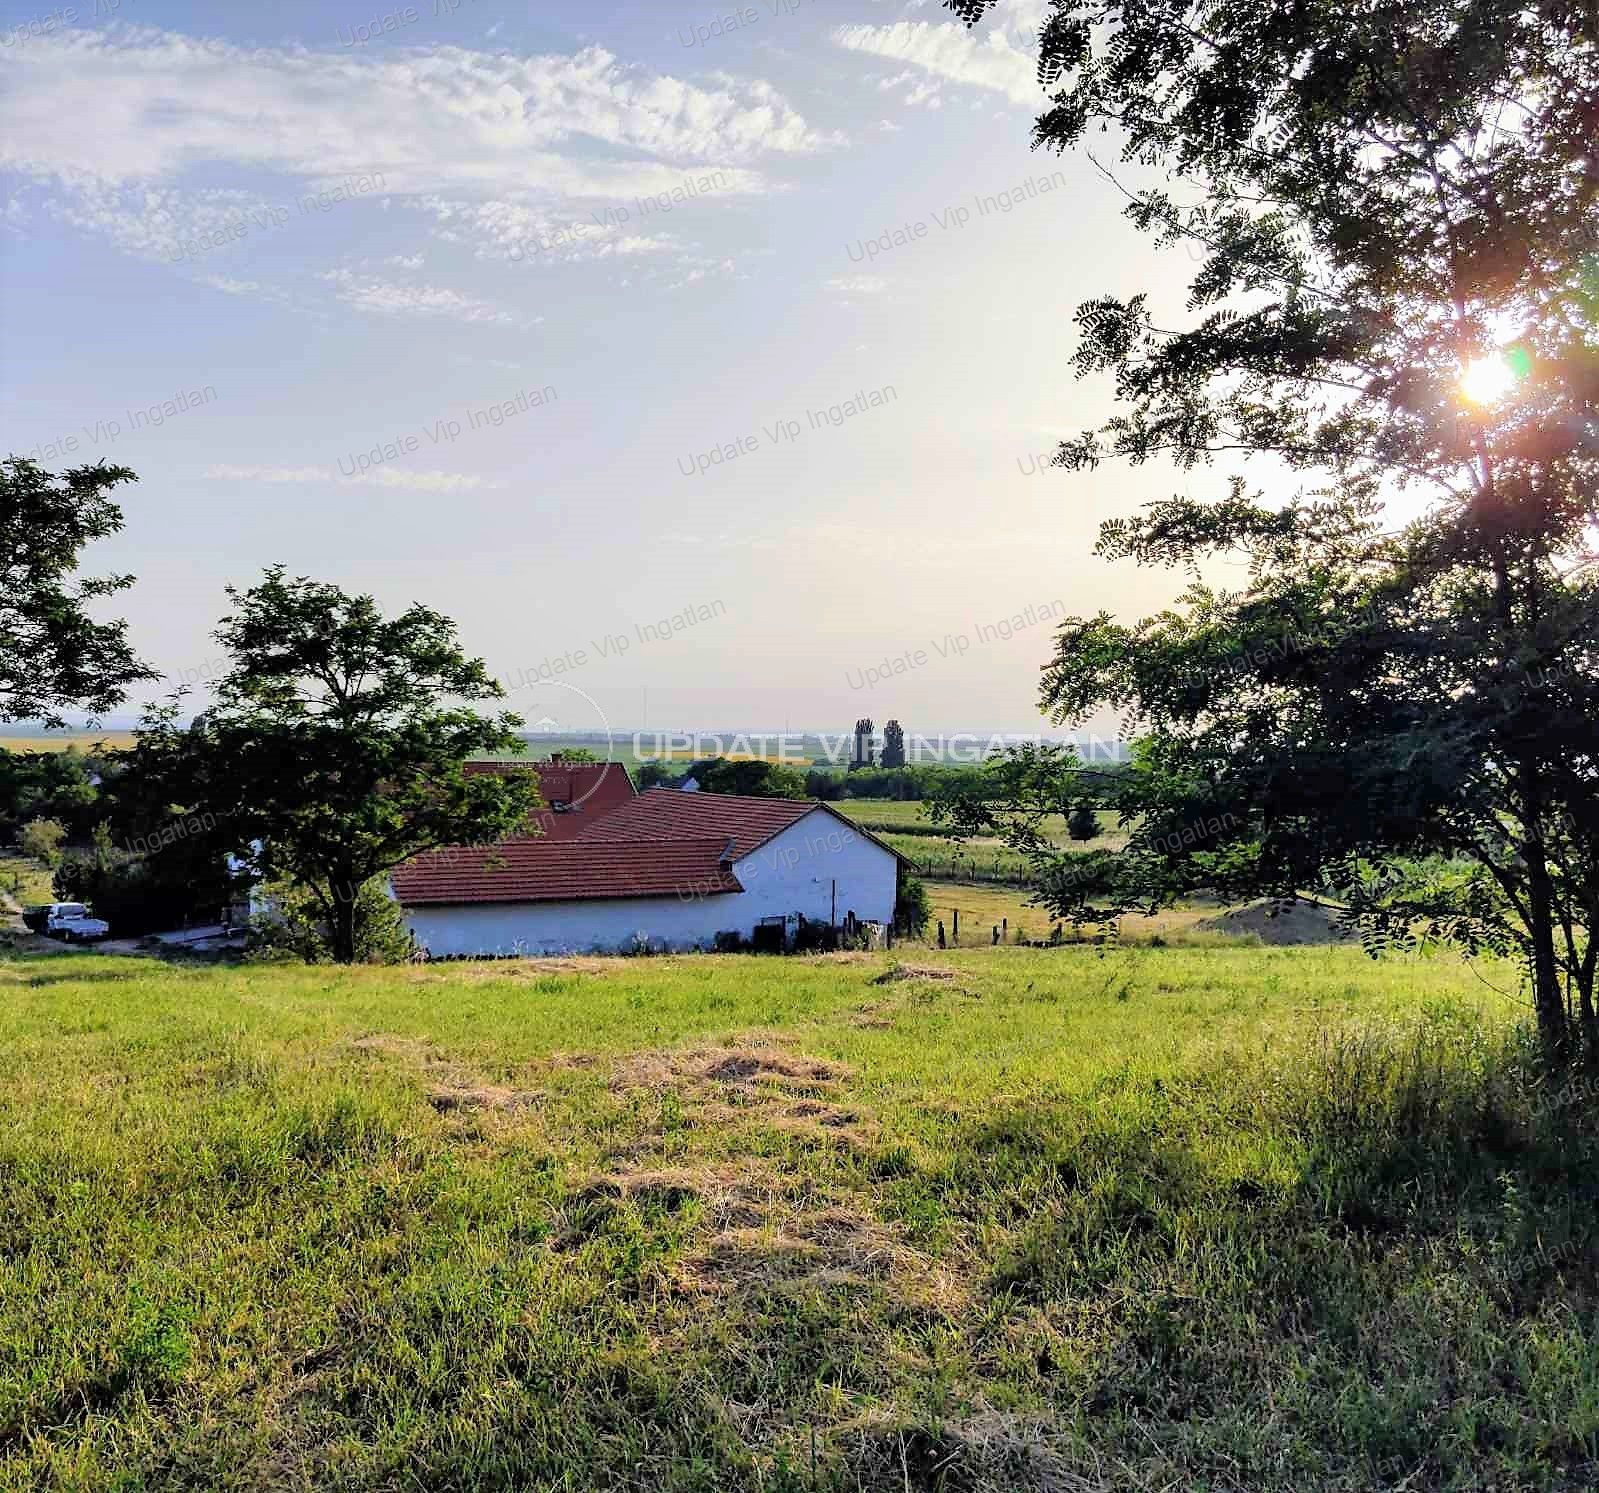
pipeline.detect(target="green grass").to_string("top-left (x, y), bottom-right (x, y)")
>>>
top-left (0, 852), bottom-right (54, 908)
top-left (0, 944), bottom-right (1594, 1491)
top-left (835, 802), bottom-right (1124, 885)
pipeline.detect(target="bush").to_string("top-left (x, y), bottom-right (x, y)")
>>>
top-left (18, 817), bottom-right (66, 867)
top-left (1067, 803), bottom-right (1099, 841)
top-left (684, 758), bottom-right (806, 799)
top-left (894, 872), bottom-right (931, 938)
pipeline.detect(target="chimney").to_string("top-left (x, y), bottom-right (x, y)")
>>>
top-left (549, 752), bottom-right (563, 763)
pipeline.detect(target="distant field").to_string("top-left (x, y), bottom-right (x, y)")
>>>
top-left (0, 943), bottom-right (1586, 1490)
top-left (836, 799), bottom-right (1121, 842)
top-left (909, 881), bottom-right (1224, 947)
top-left (0, 732), bottom-right (137, 754)
top-left (836, 801), bottom-right (1126, 885)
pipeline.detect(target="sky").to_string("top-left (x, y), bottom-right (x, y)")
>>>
top-left (1, 0), bottom-right (1212, 740)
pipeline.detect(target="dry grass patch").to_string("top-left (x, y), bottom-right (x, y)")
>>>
top-left (834, 1409), bottom-right (1096, 1493)
top-left (871, 962), bottom-right (957, 985)
top-left (610, 1039), bottom-right (850, 1096)
top-left (608, 1039), bottom-right (876, 1146)
top-left (641, 1165), bottom-right (968, 1310)
top-left (424, 1083), bottom-right (540, 1113)
top-left (406, 955), bottom-right (616, 983)
top-left (347, 1033), bottom-right (542, 1115)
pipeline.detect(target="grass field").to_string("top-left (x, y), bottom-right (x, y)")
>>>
top-left (909, 882), bottom-right (1224, 947)
top-left (1, 943), bottom-right (1593, 1491)
top-left (0, 852), bottom-right (55, 907)
top-left (0, 733), bottom-right (136, 755)
top-left (836, 803), bottom-right (1126, 886)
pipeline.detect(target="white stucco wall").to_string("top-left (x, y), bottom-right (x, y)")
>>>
top-left (401, 808), bottom-right (898, 958)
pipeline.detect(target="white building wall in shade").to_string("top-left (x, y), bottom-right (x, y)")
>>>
top-left (400, 808), bottom-right (898, 958)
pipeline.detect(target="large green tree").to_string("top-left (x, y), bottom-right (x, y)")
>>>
top-left (140, 568), bottom-right (538, 963)
top-left (943, 1), bottom-right (1599, 1062)
top-left (0, 459), bottom-right (154, 726)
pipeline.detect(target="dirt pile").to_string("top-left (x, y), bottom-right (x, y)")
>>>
top-left (1196, 899), bottom-right (1357, 945)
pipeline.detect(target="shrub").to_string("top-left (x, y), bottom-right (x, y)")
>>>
top-left (18, 817), bottom-right (66, 867)
top-left (894, 872), bottom-right (931, 938)
top-left (1067, 803), bottom-right (1099, 841)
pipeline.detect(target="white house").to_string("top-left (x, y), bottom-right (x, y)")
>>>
top-left (390, 787), bottom-right (906, 958)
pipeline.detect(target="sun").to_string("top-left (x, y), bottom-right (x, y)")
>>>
top-left (1460, 354), bottom-right (1516, 406)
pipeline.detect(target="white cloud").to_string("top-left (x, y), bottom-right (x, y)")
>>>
top-left (318, 266), bottom-right (511, 322)
top-left (0, 30), bottom-right (834, 190)
top-left (199, 273), bottom-right (291, 303)
top-left (352, 467), bottom-right (499, 492)
top-left (0, 25), bottom-right (834, 281)
top-left (205, 463), bottom-right (498, 493)
top-left (826, 274), bottom-right (888, 295)
top-left (419, 196), bottom-right (678, 265)
top-left (832, 20), bottom-right (1040, 107)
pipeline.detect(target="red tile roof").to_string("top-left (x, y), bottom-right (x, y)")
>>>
top-left (464, 758), bottom-right (635, 840)
top-left (577, 789), bottom-right (821, 859)
top-left (392, 835), bottom-right (741, 906)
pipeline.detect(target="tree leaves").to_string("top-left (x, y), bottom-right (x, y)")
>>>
top-left (0, 459), bottom-right (155, 727)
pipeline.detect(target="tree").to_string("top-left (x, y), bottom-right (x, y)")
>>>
top-left (637, 761), bottom-right (677, 789)
top-left (141, 568), bottom-right (539, 963)
top-left (0, 745), bottom-right (105, 839)
top-left (0, 460), bottom-right (155, 726)
top-left (881, 720), bottom-right (907, 769)
top-left (687, 758), bottom-right (807, 799)
top-left (550, 746), bottom-right (601, 763)
top-left (18, 818), bottom-right (66, 867)
top-left (1067, 803), bottom-right (1099, 842)
top-left (247, 876), bottom-right (415, 964)
top-left (946, 1), bottom-right (1599, 1063)
top-left (804, 768), bottom-right (847, 801)
top-left (894, 870), bottom-right (932, 939)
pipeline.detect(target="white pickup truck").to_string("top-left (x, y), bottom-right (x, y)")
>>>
top-left (42, 903), bottom-right (112, 943)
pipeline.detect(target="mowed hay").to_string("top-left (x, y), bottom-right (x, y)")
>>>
top-left (347, 1033), bottom-right (542, 1114)
top-left (871, 962), bottom-right (957, 985)
top-left (406, 955), bottom-right (616, 983)
top-left (572, 1160), bottom-right (967, 1309)
top-left (609, 1039), bottom-right (871, 1144)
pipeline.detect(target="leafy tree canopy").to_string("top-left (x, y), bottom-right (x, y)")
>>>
top-left (0, 459), bottom-right (155, 727)
top-left (131, 567), bottom-right (537, 963)
top-left (685, 757), bottom-right (808, 800)
top-left (944, 0), bottom-right (1599, 1062)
